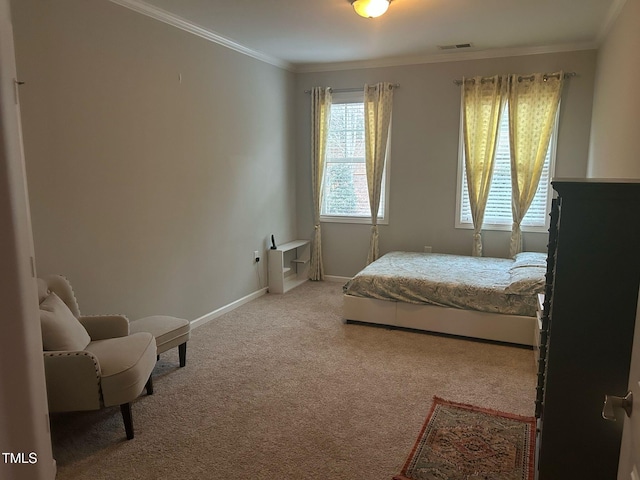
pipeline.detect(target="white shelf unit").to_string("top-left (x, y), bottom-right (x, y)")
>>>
top-left (268, 240), bottom-right (310, 294)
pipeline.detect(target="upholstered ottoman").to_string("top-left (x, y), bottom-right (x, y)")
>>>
top-left (130, 316), bottom-right (191, 367)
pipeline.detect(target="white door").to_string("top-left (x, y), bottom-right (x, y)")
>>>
top-left (0, 1), bottom-right (56, 478)
top-left (618, 286), bottom-right (640, 479)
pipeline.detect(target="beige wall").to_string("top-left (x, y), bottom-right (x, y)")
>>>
top-left (296, 50), bottom-right (597, 277)
top-left (588, 0), bottom-right (640, 178)
top-left (12, 0), bottom-right (296, 320)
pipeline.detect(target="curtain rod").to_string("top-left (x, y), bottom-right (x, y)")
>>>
top-left (304, 83), bottom-right (400, 94)
top-left (453, 72), bottom-right (576, 86)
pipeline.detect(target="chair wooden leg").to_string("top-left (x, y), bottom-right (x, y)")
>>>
top-left (145, 375), bottom-right (153, 395)
top-left (178, 342), bottom-right (187, 367)
top-left (120, 403), bottom-right (134, 440)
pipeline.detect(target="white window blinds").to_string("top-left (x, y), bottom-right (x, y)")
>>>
top-left (459, 104), bottom-right (556, 229)
top-left (321, 93), bottom-right (388, 221)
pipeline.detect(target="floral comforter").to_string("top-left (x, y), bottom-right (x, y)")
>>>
top-left (343, 251), bottom-right (544, 317)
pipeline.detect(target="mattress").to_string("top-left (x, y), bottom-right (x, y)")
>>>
top-left (343, 251), bottom-right (545, 317)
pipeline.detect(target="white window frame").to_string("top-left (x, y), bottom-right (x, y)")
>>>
top-left (455, 103), bottom-right (559, 233)
top-left (320, 91), bottom-right (391, 225)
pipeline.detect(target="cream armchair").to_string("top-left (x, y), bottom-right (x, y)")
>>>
top-left (38, 275), bottom-right (157, 440)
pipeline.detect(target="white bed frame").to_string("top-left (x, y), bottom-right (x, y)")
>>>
top-left (343, 294), bottom-right (536, 347)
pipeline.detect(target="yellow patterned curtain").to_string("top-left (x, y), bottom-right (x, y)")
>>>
top-left (364, 82), bottom-right (394, 265)
top-left (462, 75), bottom-right (507, 256)
top-left (508, 72), bottom-right (563, 257)
top-left (309, 87), bottom-right (332, 281)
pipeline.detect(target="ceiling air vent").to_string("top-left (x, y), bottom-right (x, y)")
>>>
top-left (438, 43), bottom-right (473, 50)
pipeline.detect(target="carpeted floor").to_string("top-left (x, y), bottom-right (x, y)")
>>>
top-left (50, 280), bottom-right (536, 480)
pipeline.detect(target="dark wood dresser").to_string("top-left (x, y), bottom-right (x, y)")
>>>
top-left (535, 179), bottom-right (640, 479)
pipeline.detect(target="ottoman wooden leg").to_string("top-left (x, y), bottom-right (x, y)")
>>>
top-left (178, 342), bottom-right (187, 367)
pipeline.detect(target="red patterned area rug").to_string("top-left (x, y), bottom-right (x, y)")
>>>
top-left (393, 397), bottom-right (536, 480)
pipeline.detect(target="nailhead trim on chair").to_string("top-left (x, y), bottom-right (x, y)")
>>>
top-left (48, 275), bottom-right (127, 320)
top-left (47, 273), bottom-right (126, 317)
top-left (54, 276), bottom-right (126, 320)
top-left (54, 274), bottom-right (82, 318)
top-left (43, 351), bottom-right (101, 379)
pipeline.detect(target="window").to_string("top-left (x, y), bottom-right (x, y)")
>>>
top-left (456, 104), bottom-right (558, 232)
top-left (320, 92), bottom-right (389, 224)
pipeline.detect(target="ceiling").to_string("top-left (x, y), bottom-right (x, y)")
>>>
top-left (120, 0), bottom-right (622, 72)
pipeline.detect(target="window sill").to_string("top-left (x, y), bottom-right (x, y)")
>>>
top-left (455, 222), bottom-right (548, 234)
top-left (321, 216), bottom-right (389, 225)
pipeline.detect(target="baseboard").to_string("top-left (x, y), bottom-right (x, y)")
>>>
top-left (190, 287), bottom-right (268, 329)
top-left (324, 275), bottom-right (352, 283)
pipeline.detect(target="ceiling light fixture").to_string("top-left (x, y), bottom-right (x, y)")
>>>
top-left (351, 0), bottom-right (391, 19)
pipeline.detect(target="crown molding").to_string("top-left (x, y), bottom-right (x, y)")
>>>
top-left (108, 0), bottom-right (294, 71)
top-left (108, 0), bottom-right (604, 75)
top-left (293, 41), bottom-right (599, 74)
top-left (596, 0), bottom-right (628, 44)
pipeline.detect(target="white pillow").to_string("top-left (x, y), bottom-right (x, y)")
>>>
top-left (510, 252), bottom-right (547, 270)
top-left (40, 292), bottom-right (91, 351)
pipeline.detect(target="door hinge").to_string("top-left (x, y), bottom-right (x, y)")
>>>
top-left (13, 79), bottom-right (24, 104)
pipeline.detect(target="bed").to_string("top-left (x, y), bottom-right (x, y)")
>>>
top-left (343, 251), bottom-right (547, 346)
